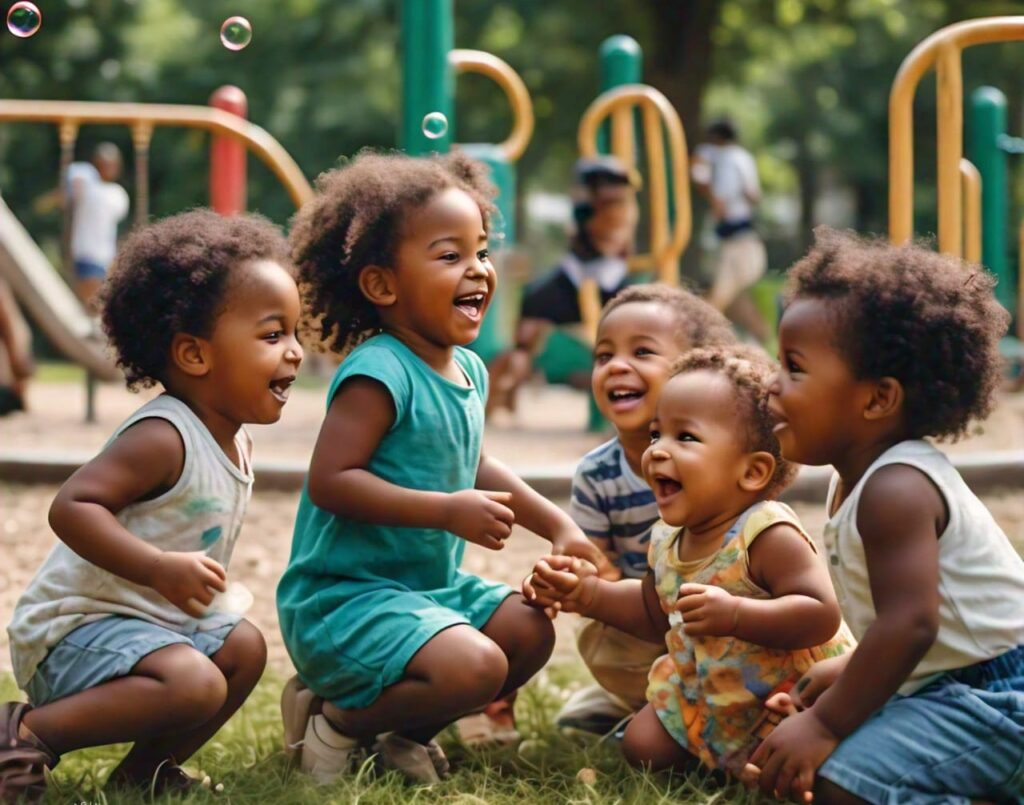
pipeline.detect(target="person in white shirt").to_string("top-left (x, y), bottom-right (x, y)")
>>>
top-left (67, 143), bottom-right (130, 311)
top-left (692, 120), bottom-right (770, 344)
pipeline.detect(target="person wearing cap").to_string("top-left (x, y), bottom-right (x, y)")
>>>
top-left (486, 156), bottom-right (639, 416)
top-left (691, 120), bottom-right (770, 344)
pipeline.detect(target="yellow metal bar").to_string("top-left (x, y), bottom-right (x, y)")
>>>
top-left (1018, 218), bottom-right (1024, 340)
top-left (449, 49), bottom-right (534, 163)
top-left (577, 84), bottom-right (690, 338)
top-left (130, 122), bottom-right (154, 228)
top-left (641, 101), bottom-right (669, 282)
top-left (578, 278), bottom-right (602, 343)
top-left (936, 42), bottom-right (963, 256)
top-left (889, 16), bottom-right (1024, 246)
top-left (610, 105), bottom-right (634, 167)
top-left (960, 158), bottom-right (981, 263)
top-left (0, 99), bottom-right (313, 209)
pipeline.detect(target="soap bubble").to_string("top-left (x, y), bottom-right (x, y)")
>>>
top-left (421, 112), bottom-right (449, 140)
top-left (220, 16), bottom-right (252, 51)
top-left (6, 2), bottom-right (41, 38)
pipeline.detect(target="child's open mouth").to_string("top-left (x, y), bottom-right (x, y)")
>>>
top-left (654, 475), bottom-right (682, 501)
top-left (454, 292), bottom-right (487, 321)
top-left (269, 376), bottom-right (295, 404)
top-left (606, 387), bottom-right (645, 411)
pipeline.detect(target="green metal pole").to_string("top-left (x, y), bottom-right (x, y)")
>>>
top-left (587, 35), bottom-right (642, 431)
top-left (400, 0), bottom-right (453, 155)
top-left (597, 35), bottom-right (642, 153)
top-left (462, 143), bottom-right (515, 363)
top-left (969, 86), bottom-right (1011, 311)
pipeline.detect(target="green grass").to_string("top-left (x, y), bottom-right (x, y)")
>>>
top-left (1, 666), bottom-right (755, 804)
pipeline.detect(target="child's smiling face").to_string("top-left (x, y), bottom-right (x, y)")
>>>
top-left (641, 370), bottom-right (756, 529)
top-left (769, 296), bottom-right (874, 467)
top-left (387, 187), bottom-right (495, 348)
top-left (592, 301), bottom-right (684, 434)
top-left (204, 259), bottom-right (303, 425)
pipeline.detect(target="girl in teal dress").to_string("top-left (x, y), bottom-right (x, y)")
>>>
top-left (277, 151), bottom-right (597, 784)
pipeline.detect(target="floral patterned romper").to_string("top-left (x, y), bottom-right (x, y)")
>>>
top-left (646, 500), bottom-right (854, 774)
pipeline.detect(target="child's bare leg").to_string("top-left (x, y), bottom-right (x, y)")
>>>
top-left (622, 704), bottom-right (698, 772)
top-left (107, 621), bottom-right (266, 783)
top-left (480, 594), bottom-right (555, 698)
top-left (406, 594), bottom-right (555, 744)
top-left (22, 645), bottom-right (229, 755)
top-left (322, 624), bottom-right (509, 742)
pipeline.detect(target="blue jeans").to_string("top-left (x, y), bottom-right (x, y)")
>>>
top-left (819, 645), bottom-right (1024, 804)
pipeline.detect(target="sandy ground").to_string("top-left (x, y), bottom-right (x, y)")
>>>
top-left (3, 373), bottom-right (1023, 465)
top-left (1, 377), bottom-right (1023, 678)
top-left (2, 483), bottom-right (1023, 679)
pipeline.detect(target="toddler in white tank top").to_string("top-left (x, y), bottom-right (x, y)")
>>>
top-left (1, 210), bottom-right (303, 800)
top-left (749, 228), bottom-right (1024, 805)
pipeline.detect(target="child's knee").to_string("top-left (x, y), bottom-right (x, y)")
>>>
top-left (441, 639), bottom-right (508, 706)
top-left (161, 651), bottom-right (229, 724)
top-left (220, 620), bottom-right (268, 684)
top-left (621, 711), bottom-right (680, 771)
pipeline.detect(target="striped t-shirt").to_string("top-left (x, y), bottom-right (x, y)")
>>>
top-left (570, 438), bottom-right (660, 578)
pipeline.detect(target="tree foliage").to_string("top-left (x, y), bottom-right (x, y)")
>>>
top-left (1, 0), bottom-right (1023, 266)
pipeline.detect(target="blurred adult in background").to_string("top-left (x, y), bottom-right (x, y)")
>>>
top-left (65, 143), bottom-right (130, 312)
top-left (692, 119), bottom-right (770, 344)
top-left (486, 156), bottom-right (639, 416)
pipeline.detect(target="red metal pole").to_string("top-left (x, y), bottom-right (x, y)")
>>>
top-left (209, 85), bottom-right (248, 215)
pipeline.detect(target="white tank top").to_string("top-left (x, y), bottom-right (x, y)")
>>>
top-left (823, 440), bottom-right (1024, 694)
top-left (8, 395), bottom-right (253, 689)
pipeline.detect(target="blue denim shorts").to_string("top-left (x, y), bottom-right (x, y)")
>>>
top-left (72, 259), bottom-right (107, 280)
top-left (26, 615), bottom-right (240, 707)
top-left (819, 645), bottom-right (1024, 804)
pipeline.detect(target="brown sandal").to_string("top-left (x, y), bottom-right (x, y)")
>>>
top-left (0, 702), bottom-right (58, 804)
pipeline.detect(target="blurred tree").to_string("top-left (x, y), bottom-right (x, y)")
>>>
top-left (1, 0), bottom-right (1023, 275)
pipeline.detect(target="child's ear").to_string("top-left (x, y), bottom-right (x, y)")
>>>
top-left (738, 451), bottom-right (775, 493)
top-left (358, 264), bottom-right (397, 307)
top-left (170, 333), bottom-right (211, 378)
top-left (863, 376), bottom-right (904, 422)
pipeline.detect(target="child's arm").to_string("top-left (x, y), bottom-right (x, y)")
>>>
top-left (675, 522), bottom-right (842, 649)
top-left (48, 418), bottom-right (227, 617)
top-left (475, 453), bottom-right (603, 564)
top-left (308, 377), bottom-right (514, 550)
top-left (526, 555), bottom-right (668, 644)
top-left (749, 465), bottom-right (943, 801)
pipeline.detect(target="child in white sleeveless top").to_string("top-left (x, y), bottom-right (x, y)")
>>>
top-left (751, 229), bottom-right (1024, 804)
top-left (1, 210), bottom-right (303, 801)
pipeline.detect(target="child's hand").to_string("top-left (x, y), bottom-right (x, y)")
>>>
top-left (747, 709), bottom-right (838, 802)
top-left (149, 551), bottom-right (228, 618)
top-left (523, 555), bottom-right (599, 614)
top-left (675, 583), bottom-right (740, 637)
top-left (444, 489), bottom-right (514, 550)
top-left (788, 654), bottom-right (851, 710)
top-left (550, 529), bottom-right (618, 579)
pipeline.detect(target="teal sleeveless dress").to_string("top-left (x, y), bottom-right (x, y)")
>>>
top-left (277, 334), bottom-right (513, 708)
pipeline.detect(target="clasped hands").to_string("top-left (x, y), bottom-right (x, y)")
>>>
top-left (523, 555), bottom-right (741, 638)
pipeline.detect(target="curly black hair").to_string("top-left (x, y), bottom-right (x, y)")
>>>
top-left (600, 282), bottom-right (738, 350)
top-left (785, 227), bottom-right (1010, 441)
top-left (100, 209), bottom-right (291, 390)
top-left (289, 149), bottom-right (497, 355)
top-left (673, 344), bottom-right (798, 498)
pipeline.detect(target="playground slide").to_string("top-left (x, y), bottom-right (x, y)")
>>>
top-left (0, 194), bottom-right (119, 381)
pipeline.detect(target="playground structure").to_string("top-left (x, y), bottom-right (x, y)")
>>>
top-left (889, 16), bottom-right (1024, 357)
top-left (0, 10), bottom-right (1022, 494)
